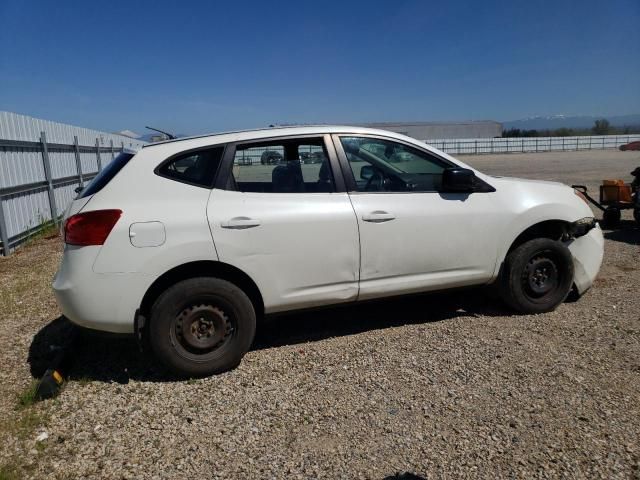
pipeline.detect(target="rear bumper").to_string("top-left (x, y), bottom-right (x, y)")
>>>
top-left (52, 245), bottom-right (145, 334)
top-left (566, 223), bottom-right (604, 295)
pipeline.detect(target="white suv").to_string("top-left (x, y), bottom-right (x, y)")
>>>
top-left (53, 126), bottom-right (604, 376)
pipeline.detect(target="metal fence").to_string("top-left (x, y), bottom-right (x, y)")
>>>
top-left (0, 133), bottom-right (128, 255)
top-left (425, 134), bottom-right (640, 155)
top-left (0, 112), bottom-right (146, 256)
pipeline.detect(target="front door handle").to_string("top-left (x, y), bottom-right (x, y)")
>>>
top-left (221, 217), bottom-right (261, 229)
top-left (362, 211), bottom-right (396, 223)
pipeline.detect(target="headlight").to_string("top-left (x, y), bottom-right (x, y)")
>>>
top-left (569, 217), bottom-right (596, 238)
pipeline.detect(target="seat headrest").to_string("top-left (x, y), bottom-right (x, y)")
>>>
top-left (342, 140), bottom-right (360, 155)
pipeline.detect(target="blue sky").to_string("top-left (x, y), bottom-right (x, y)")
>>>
top-left (1, 0), bottom-right (638, 135)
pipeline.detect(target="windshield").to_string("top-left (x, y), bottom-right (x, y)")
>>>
top-left (78, 151), bottom-right (135, 198)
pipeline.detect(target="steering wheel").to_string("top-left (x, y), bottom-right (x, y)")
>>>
top-left (365, 168), bottom-right (385, 191)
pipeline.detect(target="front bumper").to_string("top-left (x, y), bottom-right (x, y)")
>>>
top-left (566, 223), bottom-right (604, 295)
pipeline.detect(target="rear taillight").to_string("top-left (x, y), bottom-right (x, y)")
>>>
top-left (64, 209), bottom-right (122, 246)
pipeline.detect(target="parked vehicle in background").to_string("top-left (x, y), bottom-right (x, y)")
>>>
top-left (260, 150), bottom-right (283, 165)
top-left (53, 126), bottom-right (604, 377)
top-left (302, 151), bottom-right (326, 164)
top-left (619, 141), bottom-right (640, 151)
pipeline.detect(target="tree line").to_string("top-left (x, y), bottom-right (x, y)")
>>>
top-left (502, 119), bottom-right (640, 137)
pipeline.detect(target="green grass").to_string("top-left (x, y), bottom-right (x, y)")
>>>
top-left (74, 376), bottom-right (91, 387)
top-left (21, 220), bottom-right (59, 248)
top-left (16, 380), bottom-right (39, 409)
top-left (0, 463), bottom-right (21, 480)
top-left (15, 411), bottom-right (44, 440)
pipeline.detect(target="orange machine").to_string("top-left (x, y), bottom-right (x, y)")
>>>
top-left (601, 179), bottom-right (633, 204)
top-left (572, 177), bottom-right (639, 227)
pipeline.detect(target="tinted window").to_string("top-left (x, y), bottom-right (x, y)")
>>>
top-left (340, 136), bottom-right (450, 192)
top-left (157, 146), bottom-right (224, 187)
top-left (229, 138), bottom-right (335, 193)
top-left (79, 151), bottom-right (134, 198)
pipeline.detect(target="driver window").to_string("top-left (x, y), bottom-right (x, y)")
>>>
top-left (340, 137), bottom-right (449, 192)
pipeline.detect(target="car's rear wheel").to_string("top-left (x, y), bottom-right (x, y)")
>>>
top-left (149, 277), bottom-right (256, 377)
top-left (634, 208), bottom-right (640, 226)
top-left (499, 238), bottom-right (574, 314)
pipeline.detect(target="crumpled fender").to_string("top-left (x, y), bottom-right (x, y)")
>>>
top-left (565, 224), bottom-right (604, 295)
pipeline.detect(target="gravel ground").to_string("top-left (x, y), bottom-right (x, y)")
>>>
top-left (1, 150), bottom-right (639, 479)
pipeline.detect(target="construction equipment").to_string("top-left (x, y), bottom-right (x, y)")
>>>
top-left (572, 169), bottom-right (640, 227)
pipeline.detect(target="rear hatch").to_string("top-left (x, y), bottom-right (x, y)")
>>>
top-left (63, 150), bottom-right (136, 223)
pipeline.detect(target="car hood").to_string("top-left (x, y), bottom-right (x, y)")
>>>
top-left (486, 175), bottom-right (593, 220)
top-left (489, 175), bottom-right (566, 188)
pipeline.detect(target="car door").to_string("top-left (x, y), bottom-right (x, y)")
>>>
top-left (207, 135), bottom-right (360, 313)
top-left (333, 134), bottom-right (503, 300)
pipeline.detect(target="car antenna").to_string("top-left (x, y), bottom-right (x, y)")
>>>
top-left (145, 126), bottom-right (177, 140)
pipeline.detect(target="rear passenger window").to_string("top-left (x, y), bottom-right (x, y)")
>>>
top-left (230, 138), bottom-right (335, 193)
top-left (157, 146), bottom-right (224, 187)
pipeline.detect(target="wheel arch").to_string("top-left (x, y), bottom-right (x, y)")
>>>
top-left (140, 260), bottom-right (265, 320)
top-left (506, 219), bottom-right (572, 256)
top-left (493, 218), bottom-right (574, 287)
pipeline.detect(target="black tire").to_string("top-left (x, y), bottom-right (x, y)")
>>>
top-left (602, 207), bottom-right (621, 227)
top-left (149, 277), bottom-right (256, 377)
top-left (634, 208), bottom-right (640, 226)
top-left (499, 238), bottom-right (574, 314)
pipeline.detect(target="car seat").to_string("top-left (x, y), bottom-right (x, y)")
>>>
top-left (272, 162), bottom-right (305, 193)
top-left (317, 160), bottom-right (333, 192)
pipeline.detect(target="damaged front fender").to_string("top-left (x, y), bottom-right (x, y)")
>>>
top-left (565, 223), bottom-right (605, 296)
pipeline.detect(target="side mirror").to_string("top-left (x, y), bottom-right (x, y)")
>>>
top-left (74, 186), bottom-right (84, 194)
top-left (441, 167), bottom-right (475, 193)
top-left (360, 165), bottom-right (374, 180)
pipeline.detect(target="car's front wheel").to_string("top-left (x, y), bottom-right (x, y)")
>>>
top-left (499, 238), bottom-right (574, 314)
top-left (149, 277), bottom-right (256, 377)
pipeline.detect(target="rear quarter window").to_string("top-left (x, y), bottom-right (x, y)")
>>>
top-left (156, 146), bottom-right (224, 188)
top-left (79, 151), bottom-right (134, 198)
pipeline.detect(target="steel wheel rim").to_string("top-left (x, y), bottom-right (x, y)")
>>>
top-left (170, 302), bottom-right (235, 361)
top-left (521, 252), bottom-right (560, 300)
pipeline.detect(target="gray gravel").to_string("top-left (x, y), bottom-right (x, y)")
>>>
top-left (1, 149), bottom-right (639, 479)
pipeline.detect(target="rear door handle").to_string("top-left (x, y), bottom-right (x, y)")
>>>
top-left (221, 217), bottom-right (261, 229)
top-left (362, 211), bottom-right (396, 223)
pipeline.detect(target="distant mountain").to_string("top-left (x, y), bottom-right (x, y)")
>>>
top-left (503, 114), bottom-right (640, 130)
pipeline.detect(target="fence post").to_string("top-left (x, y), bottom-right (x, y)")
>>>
top-left (562, 137), bottom-right (565, 151)
top-left (521, 138), bottom-right (525, 153)
top-left (95, 138), bottom-right (102, 171)
top-left (589, 136), bottom-right (592, 150)
top-left (73, 136), bottom-right (84, 188)
top-left (40, 132), bottom-right (59, 226)
top-left (110, 139), bottom-right (114, 160)
top-left (0, 196), bottom-right (9, 256)
top-left (602, 137), bottom-right (605, 149)
top-left (474, 140), bottom-right (478, 154)
top-left (535, 138), bottom-right (539, 152)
